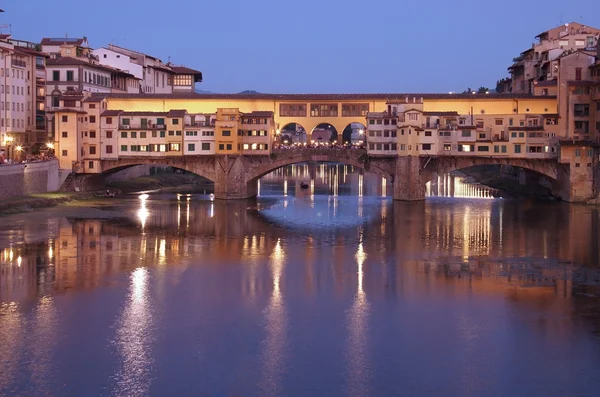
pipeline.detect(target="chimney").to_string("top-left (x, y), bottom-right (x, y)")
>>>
top-left (405, 96), bottom-right (408, 103)
top-left (413, 97), bottom-right (416, 103)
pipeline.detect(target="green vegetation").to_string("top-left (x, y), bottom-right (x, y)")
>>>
top-left (0, 192), bottom-right (97, 217)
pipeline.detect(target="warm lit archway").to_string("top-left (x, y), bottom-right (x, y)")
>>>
top-left (279, 122), bottom-right (308, 146)
top-left (341, 122), bottom-right (366, 146)
top-left (310, 123), bottom-right (338, 145)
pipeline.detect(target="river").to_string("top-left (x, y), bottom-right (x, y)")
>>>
top-left (1, 164), bottom-right (600, 396)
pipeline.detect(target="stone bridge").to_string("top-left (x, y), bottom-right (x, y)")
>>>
top-left (87, 148), bottom-right (598, 203)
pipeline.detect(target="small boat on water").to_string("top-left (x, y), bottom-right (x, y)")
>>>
top-left (300, 181), bottom-right (310, 189)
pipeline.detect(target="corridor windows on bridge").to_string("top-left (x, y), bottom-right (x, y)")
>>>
top-left (279, 103), bottom-right (307, 117)
top-left (341, 103), bottom-right (369, 117)
top-left (310, 104), bottom-right (338, 117)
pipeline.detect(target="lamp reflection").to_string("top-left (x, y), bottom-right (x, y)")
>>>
top-left (259, 239), bottom-right (287, 396)
top-left (346, 241), bottom-right (371, 396)
top-left (112, 267), bottom-right (154, 396)
top-left (138, 194), bottom-right (150, 228)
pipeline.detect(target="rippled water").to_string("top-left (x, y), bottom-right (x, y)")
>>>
top-left (1, 164), bottom-right (600, 397)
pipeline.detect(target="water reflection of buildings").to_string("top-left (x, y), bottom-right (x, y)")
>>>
top-left (1, 196), bottom-right (599, 305)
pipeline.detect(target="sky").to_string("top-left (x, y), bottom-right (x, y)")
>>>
top-left (2, 0), bottom-right (599, 93)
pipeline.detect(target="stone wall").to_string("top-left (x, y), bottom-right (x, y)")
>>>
top-left (0, 160), bottom-right (60, 200)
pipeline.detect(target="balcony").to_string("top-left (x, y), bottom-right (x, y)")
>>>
top-left (11, 59), bottom-right (26, 68)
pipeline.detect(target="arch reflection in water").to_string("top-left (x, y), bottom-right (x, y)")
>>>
top-left (345, 239), bottom-right (371, 396)
top-left (259, 239), bottom-right (287, 397)
top-left (111, 267), bottom-right (155, 396)
top-left (427, 173), bottom-right (496, 199)
top-left (260, 163), bottom-right (388, 198)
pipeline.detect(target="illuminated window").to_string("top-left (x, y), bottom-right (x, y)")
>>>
top-left (341, 103), bottom-right (369, 117)
top-left (169, 143), bottom-right (180, 151)
top-left (173, 75), bottom-right (192, 86)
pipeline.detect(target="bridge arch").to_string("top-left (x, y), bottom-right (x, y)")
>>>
top-left (244, 148), bottom-right (394, 183)
top-left (98, 156), bottom-right (218, 182)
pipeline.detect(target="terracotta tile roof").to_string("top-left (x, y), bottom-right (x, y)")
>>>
top-left (242, 111), bottom-right (274, 117)
top-left (83, 97), bottom-right (104, 103)
top-left (14, 47), bottom-right (50, 58)
top-left (567, 80), bottom-right (594, 86)
top-left (120, 111), bottom-right (168, 116)
top-left (366, 112), bottom-right (387, 118)
top-left (47, 108), bottom-right (87, 114)
top-left (167, 109), bottom-right (187, 117)
top-left (98, 92), bottom-right (555, 101)
top-left (59, 91), bottom-right (85, 100)
top-left (101, 110), bottom-right (124, 117)
top-left (558, 139), bottom-right (600, 147)
top-left (46, 57), bottom-right (136, 78)
top-left (508, 126), bottom-right (545, 131)
top-left (404, 108), bottom-right (423, 113)
top-left (534, 80), bottom-right (557, 87)
top-left (423, 111), bottom-right (459, 117)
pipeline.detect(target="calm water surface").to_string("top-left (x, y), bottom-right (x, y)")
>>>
top-left (1, 164), bottom-right (600, 397)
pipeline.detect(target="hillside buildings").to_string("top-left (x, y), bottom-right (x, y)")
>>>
top-left (504, 22), bottom-right (600, 140)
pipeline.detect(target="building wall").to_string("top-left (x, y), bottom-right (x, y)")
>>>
top-left (0, 159), bottom-right (59, 199)
top-left (93, 48), bottom-right (143, 79)
top-left (55, 111), bottom-right (81, 170)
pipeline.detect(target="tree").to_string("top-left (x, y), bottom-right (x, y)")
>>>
top-left (477, 87), bottom-right (490, 94)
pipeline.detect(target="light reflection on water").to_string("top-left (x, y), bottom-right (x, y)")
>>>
top-left (0, 163), bottom-right (599, 396)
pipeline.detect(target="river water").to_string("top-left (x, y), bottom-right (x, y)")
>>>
top-left (1, 164), bottom-right (600, 396)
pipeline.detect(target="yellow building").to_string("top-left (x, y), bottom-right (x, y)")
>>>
top-left (215, 108), bottom-right (240, 154)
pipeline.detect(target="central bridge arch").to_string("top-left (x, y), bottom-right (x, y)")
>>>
top-left (243, 148), bottom-right (395, 183)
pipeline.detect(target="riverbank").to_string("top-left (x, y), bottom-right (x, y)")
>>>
top-left (0, 192), bottom-right (100, 217)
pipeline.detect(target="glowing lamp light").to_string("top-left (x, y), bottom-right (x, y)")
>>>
top-left (46, 142), bottom-right (54, 149)
top-left (15, 145), bottom-right (23, 151)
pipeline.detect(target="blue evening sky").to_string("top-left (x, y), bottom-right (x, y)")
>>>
top-left (3, 0), bottom-right (599, 93)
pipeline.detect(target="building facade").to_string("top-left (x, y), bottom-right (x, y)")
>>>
top-left (0, 36), bottom-right (49, 158)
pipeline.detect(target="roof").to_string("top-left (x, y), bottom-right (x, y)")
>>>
top-left (558, 139), bottom-right (600, 148)
top-left (423, 111), bottom-right (459, 117)
top-left (170, 66), bottom-right (203, 82)
top-left (59, 91), bottom-right (85, 100)
top-left (47, 108), bottom-right (87, 114)
top-left (101, 110), bottom-right (124, 117)
top-left (242, 111), bottom-right (274, 117)
top-left (167, 109), bottom-right (186, 117)
top-left (14, 47), bottom-right (50, 58)
top-left (83, 96), bottom-right (104, 103)
top-left (508, 125), bottom-right (545, 131)
top-left (119, 111), bottom-right (169, 116)
top-left (41, 37), bottom-right (86, 46)
top-left (534, 80), bottom-right (557, 87)
top-left (404, 108), bottom-right (423, 113)
top-left (46, 57), bottom-right (136, 77)
top-left (567, 80), bottom-right (594, 86)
